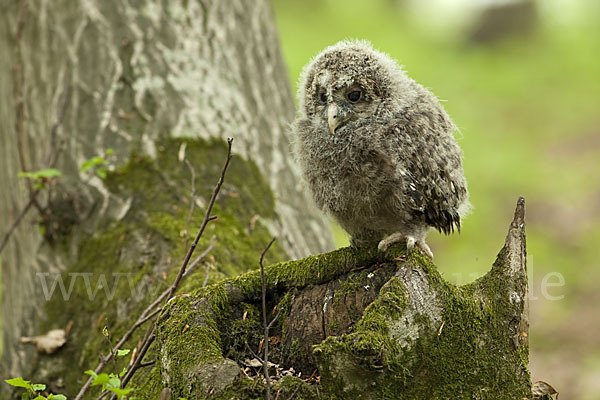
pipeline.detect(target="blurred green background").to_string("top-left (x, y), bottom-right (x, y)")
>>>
top-left (272, 0), bottom-right (599, 398)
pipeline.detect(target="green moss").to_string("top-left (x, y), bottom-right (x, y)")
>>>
top-left (140, 241), bottom-right (531, 399)
top-left (272, 376), bottom-right (320, 399)
top-left (312, 250), bottom-right (531, 399)
top-left (34, 137), bottom-right (290, 398)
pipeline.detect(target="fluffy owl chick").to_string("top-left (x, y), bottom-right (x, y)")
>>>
top-left (292, 40), bottom-right (470, 258)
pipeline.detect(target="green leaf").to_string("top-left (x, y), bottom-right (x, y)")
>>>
top-left (84, 370), bottom-right (97, 378)
top-left (32, 383), bottom-right (46, 391)
top-left (105, 148), bottom-right (114, 156)
top-left (108, 387), bottom-right (132, 396)
top-left (80, 156), bottom-right (105, 172)
top-left (32, 396), bottom-right (45, 400)
top-left (5, 377), bottom-right (32, 389)
top-left (90, 373), bottom-right (110, 387)
top-left (116, 349), bottom-right (130, 357)
top-left (51, 395), bottom-right (67, 400)
top-left (96, 167), bottom-right (107, 179)
top-left (102, 326), bottom-right (109, 337)
top-left (119, 367), bottom-right (127, 377)
top-left (18, 168), bottom-right (62, 180)
top-left (107, 375), bottom-right (120, 389)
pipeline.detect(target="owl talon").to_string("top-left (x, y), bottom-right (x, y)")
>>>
top-left (377, 232), bottom-right (404, 252)
top-left (406, 236), bottom-right (416, 254)
top-left (377, 233), bottom-right (416, 257)
top-left (417, 240), bottom-right (434, 259)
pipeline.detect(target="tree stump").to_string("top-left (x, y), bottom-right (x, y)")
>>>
top-left (145, 198), bottom-right (532, 399)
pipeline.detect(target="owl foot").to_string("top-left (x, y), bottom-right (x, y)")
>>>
top-left (377, 233), bottom-right (434, 259)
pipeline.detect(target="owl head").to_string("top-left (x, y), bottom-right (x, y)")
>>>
top-left (297, 40), bottom-right (415, 135)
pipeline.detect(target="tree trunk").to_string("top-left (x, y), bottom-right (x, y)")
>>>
top-left (141, 198), bottom-right (533, 399)
top-left (0, 0), bottom-right (333, 393)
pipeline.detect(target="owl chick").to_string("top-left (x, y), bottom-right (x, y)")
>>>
top-left (292, 40), bottom-right (470, 258)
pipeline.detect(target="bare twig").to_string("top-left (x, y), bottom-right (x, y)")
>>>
top-left (166, 138), bottom-right (233, 302)
top-left (139, 359), bottom-right (155, 368)
top-left (119, 329), bottom-right (156, 388)
top-left (1, 65), bottom-right (71, 255)
top-left (267, 308), bottom-right (282, 330)
top-left (260, 237), bottom-right (277, 400)
top-left (103, 322), bottom-right (119, 376)
top-left (105, 138), bottom-right (234, 399)
top-left (285, 384), bottom-right (302, 400)
top-left (203, 262), bottom-right (211, 287)
top-left (94, 389), bottom-right (110, 400)
top-left (184, 234), bottom-right (216, 278)
top-left (74, 306), bottom-right (161, 400)
top-left (0, 190), bottom-right (38, 254)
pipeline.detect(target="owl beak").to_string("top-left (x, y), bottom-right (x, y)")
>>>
top-left (327, 103), bottom-right (340, 134)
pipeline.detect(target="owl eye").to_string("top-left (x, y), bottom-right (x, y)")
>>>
top-left (319, 92), bottom-right (327, 104)
top-left (347, 90), bottom-right (362, 103)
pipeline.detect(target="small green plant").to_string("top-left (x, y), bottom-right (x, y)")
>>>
top-left (84, 369), bottom-right (132, 399)
top-left (18, 168), bottom-right (61, 190)
top-left (4, 377), bottom-right (66, 400)
top-left (83, 344), bottom-right (132, 399)
top-left (80, 148), bottom-right (113, 179)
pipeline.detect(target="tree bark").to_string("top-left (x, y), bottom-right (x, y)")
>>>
top-left (0, 0), bottom-right (333, 391)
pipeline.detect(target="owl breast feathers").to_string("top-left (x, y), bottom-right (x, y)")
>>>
top-left (292, 40), bottom-right (470, 258)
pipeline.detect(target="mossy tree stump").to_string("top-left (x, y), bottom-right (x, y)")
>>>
top-left (144, 198), bottom-right (533, 399)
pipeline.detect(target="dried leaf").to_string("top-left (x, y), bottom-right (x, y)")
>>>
top-left (182, 324), bottom-right (189, 333)
top-left (244, 358), bottom-right (263, 368)
top-left (95, 312), bottom-right (105, 329)
top-left (437, 321), bottom-right (445, 336)
top-left (242, 311), bottom-right (247, 321)
top-left (249, 215), bottom-right (259, 230)
top-left (20, 329), bottom-right (67, 354)
top-left (65, 320), bottom-right (74, 336)
top-left (533, 381), bottom-right (558, 398)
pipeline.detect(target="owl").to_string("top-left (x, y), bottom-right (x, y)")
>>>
top-left (292, 40), bottom-right (470, 258)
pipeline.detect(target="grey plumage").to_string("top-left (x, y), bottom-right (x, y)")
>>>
top-left (292, 40), bottom-right (470, 257)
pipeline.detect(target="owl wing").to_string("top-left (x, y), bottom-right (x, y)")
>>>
top-left (389, 93), bottom-right (468, 235)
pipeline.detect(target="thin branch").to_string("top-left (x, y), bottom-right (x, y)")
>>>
top-left (73, 305), bottom-right (161, 400)
top-left (267, 308), bottom-right (282, 330)
top-left (285, 384), bottom-right (302, 400)
top-left (0, 190), bottom-right (38, 254)
top-left (119, 329), bottom-right (156, 388)
top-left (94, 389), bottom-right (110, 400)
top-left (1, 66), bottom-right (71, 256)
top-left (103, 321), bottom-right (119, 376)
top-left (260, 237), bottom-right (277, 400)
top-left (139, 359), bottom-right (156, 368)
top-left (184, 234), bottom-right (216, 278)
top-left (166, 138), bottom-right (233, 302)
top-left (104, 138), bottom-right (234, 399)
top-left (203, 262), bottom-right (211, 287)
